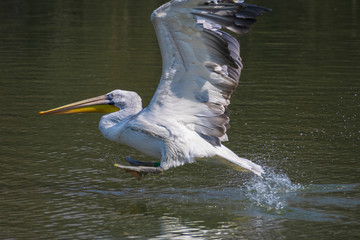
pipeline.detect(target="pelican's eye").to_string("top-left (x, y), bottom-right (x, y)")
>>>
top-left (107, 93), bottom-right (114, 99)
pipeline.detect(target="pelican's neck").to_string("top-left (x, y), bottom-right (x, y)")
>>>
top-left (99, 103), bottom-right (142, 141)
top-left (100, 105), bottom-right (142, 128)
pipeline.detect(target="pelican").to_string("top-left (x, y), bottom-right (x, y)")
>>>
top-left (39, 0), bottom-right (270, 179)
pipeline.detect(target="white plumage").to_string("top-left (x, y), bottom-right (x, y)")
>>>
top-left (39, 0), bottom-right (270, 177)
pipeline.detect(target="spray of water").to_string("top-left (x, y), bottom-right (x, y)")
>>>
top-left (245, 168), bottom-right (303, 212)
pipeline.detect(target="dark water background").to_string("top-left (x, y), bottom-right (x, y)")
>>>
top-left (1, 0), bottom-right (359, 239)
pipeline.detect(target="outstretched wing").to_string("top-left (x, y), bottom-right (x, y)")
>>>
top-left (144, 0), bottom-right (270, 146)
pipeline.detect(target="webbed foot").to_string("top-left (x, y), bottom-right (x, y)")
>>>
top-left (114, 157), bottom-right (162, 180)
top-left (125, 157), bottom-right (160, 167)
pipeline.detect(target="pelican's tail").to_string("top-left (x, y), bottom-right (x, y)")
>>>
top-left (215, 145), bottom-right (264, 176)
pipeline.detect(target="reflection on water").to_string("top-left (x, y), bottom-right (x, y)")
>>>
top-left (67, 179), bottom-right (359, 239)
top-left (1, 0), bottom-right (360, 239)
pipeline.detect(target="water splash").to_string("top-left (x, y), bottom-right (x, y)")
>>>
top-left (245, 168), bottom-right (303, 212)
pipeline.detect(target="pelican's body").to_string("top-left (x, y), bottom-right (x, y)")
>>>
top-left (97, 90), bottom-right (212, 169)
top-left (39, 0), bottom-right (270, 177)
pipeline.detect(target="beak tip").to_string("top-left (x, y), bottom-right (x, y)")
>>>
top-left (38, 111), bottom-right (49, 116)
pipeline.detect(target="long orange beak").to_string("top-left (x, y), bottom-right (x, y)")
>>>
top-left (38, 95), bottom-right (119, 115)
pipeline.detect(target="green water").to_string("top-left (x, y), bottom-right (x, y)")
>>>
top-left (1, 0), bottom-right (359, 239)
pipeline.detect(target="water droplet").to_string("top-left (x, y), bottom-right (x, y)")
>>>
top-left (245, 169), bottom-right (303, 212)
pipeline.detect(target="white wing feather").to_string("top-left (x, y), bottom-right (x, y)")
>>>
top-left (143, 0), bottom-right (270, 146)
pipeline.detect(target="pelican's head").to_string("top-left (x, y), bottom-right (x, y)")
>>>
top-left (38, 89), bottom-right (141, 116)
top-left (105, 90), bottom-right (142, 112)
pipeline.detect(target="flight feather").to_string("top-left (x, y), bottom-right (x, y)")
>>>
top-left (144, 0), bottom-right (270, 146)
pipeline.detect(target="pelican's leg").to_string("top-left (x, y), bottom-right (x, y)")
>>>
top-left (114, 157), bottom-right (162, 180)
